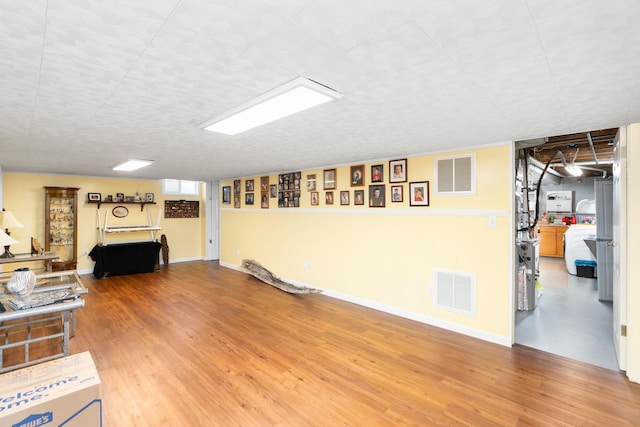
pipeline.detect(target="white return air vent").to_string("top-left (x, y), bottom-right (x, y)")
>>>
top-left (434, 269), bottom-right (476, 316)
top-left (435, 153), bottom-right (476, 195)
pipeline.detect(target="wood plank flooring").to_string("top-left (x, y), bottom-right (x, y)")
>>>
top-left (63, 261), bottom-right (640, 426)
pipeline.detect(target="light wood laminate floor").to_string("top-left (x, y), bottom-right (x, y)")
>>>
top-left (54, 261), bottom-right (640, 425)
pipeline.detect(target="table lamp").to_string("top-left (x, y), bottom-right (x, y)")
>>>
top-left (0, 228), bottom-right (19, 258)
top-left (0, 210), bottom-right (24, 258)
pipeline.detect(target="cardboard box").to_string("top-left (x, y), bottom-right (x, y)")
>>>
top-left (0, 352), bottom-right (102, 427)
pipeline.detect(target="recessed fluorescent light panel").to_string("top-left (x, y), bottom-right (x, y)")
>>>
top-left (112, 159), bottom-right (155, 172)
top-left (201, 77), bottom-right (343, 135)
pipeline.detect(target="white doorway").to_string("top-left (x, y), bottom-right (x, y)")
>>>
top-left (513, 130), bottom-right (623, 371)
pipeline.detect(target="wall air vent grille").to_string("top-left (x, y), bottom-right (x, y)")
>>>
top-left (434, 269), bottom-right (476, 316)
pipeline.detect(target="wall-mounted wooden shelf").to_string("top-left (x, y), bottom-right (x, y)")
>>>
top-left (87, 200), bottom-right (156, 212)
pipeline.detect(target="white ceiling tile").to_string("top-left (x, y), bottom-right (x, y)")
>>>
top-left (1, 1), bottom-right (639, 181)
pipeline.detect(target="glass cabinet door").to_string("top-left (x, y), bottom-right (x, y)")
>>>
top-left (44, 186), bottom-right (79, 271)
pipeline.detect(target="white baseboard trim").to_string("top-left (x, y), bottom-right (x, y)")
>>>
top-left (160, 256), bottom-right (203, 265)
top-left (220, 262), bottom-right (511, 348)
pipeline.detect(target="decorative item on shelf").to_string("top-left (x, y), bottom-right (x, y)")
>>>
top-left (88, 192), bottom-right (101, 202)
top-left (7, 267), bottom-right (36, 296)
top-left (0, 209), bottom-right (23, 258)
top-left (31, 237), bottom-right (43, 255)
top-left (112, 206), bottom-right (129, 218)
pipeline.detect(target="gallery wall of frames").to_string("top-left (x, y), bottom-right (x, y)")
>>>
top-left (221, 157), bottom-right (438, 210)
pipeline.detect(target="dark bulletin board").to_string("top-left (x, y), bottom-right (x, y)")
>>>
top-left (164, 200), bottom-right (200, 218)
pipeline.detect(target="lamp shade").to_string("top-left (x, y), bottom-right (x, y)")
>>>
top-left (0, 229), bottom-right (19, 246)
top-left (0, 210), bottom-right (24, 230)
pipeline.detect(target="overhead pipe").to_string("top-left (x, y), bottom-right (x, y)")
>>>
top-left (586, 132), bottom-right (600, 165)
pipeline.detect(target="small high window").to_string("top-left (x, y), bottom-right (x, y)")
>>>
top-left (162, 179), bottom-right (200, 196)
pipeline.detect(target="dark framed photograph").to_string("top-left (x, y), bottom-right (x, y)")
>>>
top-left (307, 174), bottom-right (316, 191)
top-left (371, 164), bottom-right (384, 183)
top-left (340, 191), bottom-right (350, 205)
top-left (222, 186), bottom-right (231, 204)
top-left (409, 181), bottom-right (430, 206)
top-left (145, 192), bottom-right (154, 202)
top-left (270, 184), bottom-right (277, 198)
top-left (260, 176), bottom-right (269, 192)
top-left (350, 165), bottom-right (364, 186)
top-left (234, 194), bottom-right (240, 208)
top-left (391, 185), bottom-right (403, 202)
top-left (323, 169), bottom-right (336, 190)
top-left (369, 185), bottom-right (385, 207)
top-left (233, 180), bottom-right (241, 194)
top-left (354, 190), bottom-right (365, 205)
top-left (104, 195), bottom-right (113, 202)
top-left (310, 191), bottom-right (319, 206)
top-left (116, 193), bottom-right (124, 202)
top-left (88, 192), bottom-right (101, 202)
top-left (261, 193), bottom-right (269, 209)
top-left (245, 193), bottom-right (254, 205)
top-left (325, 191), bottom-right (334, 205)
top-left (390, 158), bottom-right (407, 183)
top-left (245, 179), bottom-right (254, 192)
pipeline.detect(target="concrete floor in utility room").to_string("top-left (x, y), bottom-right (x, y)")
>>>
top-left (515, 257), bottom-right (619, 371)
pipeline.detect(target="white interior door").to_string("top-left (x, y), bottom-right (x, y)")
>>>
top-left (612, 128), bottom-right (627, 370)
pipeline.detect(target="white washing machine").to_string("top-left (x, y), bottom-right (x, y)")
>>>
top-left (564, 224), bottom-right (597, 275)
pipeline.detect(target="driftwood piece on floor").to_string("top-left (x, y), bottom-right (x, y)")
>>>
top-left (241, 259), bottom-right (322, 294)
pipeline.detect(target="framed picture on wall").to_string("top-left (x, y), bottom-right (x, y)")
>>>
top-left (350, 165), bottom-right (364, 186)
top-left (340, 191), bottom-right (350, 205)
top-left (245, 179), bottom-right (254, 192)
top-left (325, 191), bottom-right (334, 205)
top-left (409, 181), bottom-right (430, 206)
top-left (371, 164), bottom-right (383, 182)
top-left (222, 186), bottom-right (231, 204)
top-left (310, 191), bottom-right (319, 206)
top-left (88, 192), bottom-right (101, 202)
top-left (323, 169), bottom-right (336, 189)
top-left (307, 174), bottom-right (316, 191)
top-left (270, 184), bottom-right (277, 198)
top-left (245, 193), bottom-right (254, 205)
top-left (354, 190), bottom-right (365, 205)
top-left (389, 158), bottom-right (407, 183)
top-left (233, 180), bottom-right (241, 194)
top-left (261, 193), bottom-right (269, 209)
top-left (391, 185), bottom-right (403, 202)
top-left (145, 192), bottom-right (154, 202)
top-left (369, 185), bottom-right (385, 207)
top-left (260, 176), bottom-right (269, 192)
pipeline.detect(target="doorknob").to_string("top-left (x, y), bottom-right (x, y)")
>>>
top-left (607, 241), bottom-right (615, 247)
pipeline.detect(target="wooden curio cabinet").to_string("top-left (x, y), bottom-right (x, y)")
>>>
top-left (44, 186), bottom-right (79, 271)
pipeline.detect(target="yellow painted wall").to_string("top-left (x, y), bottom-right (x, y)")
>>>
top-left (220, 144), bottom-right (513, 341)
top-left (626, 124), bottom-right (640, 382)
top-left (1, 173), bottom-right (205, 273)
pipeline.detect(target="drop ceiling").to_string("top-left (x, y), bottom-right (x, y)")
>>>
top-left (1, 1), bottom-right (639, 182)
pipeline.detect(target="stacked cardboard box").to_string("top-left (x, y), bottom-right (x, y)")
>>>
top-left (0, 351), bottom-right (102, 426)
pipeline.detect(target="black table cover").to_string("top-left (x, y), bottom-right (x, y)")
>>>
top-left (89, 241), bottom-right (161, 279)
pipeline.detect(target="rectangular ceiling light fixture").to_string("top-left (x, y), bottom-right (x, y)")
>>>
top-left (201, 77), bottom-right (343, 135)
top-left (111, 159), bottom-right (155, 172)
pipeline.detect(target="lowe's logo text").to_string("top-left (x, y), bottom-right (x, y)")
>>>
top-left (12, 411), bottom-right (53, 427)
